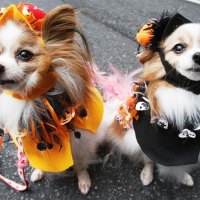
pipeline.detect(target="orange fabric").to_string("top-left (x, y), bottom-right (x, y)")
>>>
top-left (73, 87), bottom-right (104, 133)
top-left (0, 3), bottom-right (45, 32)
top-left (0, 4), bottom-right (32, 29)
top-left (117, 84), bottom-right (140, 129)
top-left (22, 128), bottom-right (73, 172)
top-left (6, 87), bottom-right (103, 172)
top-left (22, 97), bottom-right (74, 172)
top-left (21, 88), bottom-right (103, 172)
top-left (42, 97), bottom-right (60, 124)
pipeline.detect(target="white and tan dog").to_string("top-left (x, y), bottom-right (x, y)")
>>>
top-left (103, 12), bottom-right (200, 187)
top-left (0, 3), bottom-right (111, 194)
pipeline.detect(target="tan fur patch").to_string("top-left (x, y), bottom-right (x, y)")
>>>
top-left (108, 120), bottom-right (127, 139)
top-left (147, 81), bottom-right (174, 116)
top-left (138, 46), bottom-right (174, 116)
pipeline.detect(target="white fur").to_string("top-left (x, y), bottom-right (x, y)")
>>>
top-left (25, 72), bottom-right (39, 90)
top-left (104, 96), bottom-right (140, 153)
top-left (0, 21), bottom-right (22, 49)
top-left (156, 86), bottom-right (200, 130)
top-left (152, 23), bottom-right (200, 185)
top-left (31, 169), bottom-right (46, 182)
top-left (108, 128), bottom-right (141, 156)
top-left (157, 164), bottom-right (195, 185)
top-left (52, 58), bottom-right (85, 96)
top-left (140, 162), bottom-right (154, 186)
top-left (104, 99), bottom-right (154, 185)
top-left (164, 23), bottom-right (200, 81)
top-left (0, 21), bottom-right (25, 83)
top-left (0, 93), bottom-right (34, 134)
top-left (154, 83), bottom-right (200, 185)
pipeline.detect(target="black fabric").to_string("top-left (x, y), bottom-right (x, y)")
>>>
top-left (159, 49), bottom-right (200, 95)
top-left (145, 13), bottom-right (191, 51)
top-left (162, 13), bottom-right (191, 40)
top-left (133, 110), bottom-right (200, 166)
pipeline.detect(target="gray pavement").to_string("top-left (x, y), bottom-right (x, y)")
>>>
top-left (0, 0), bottom-right (200, 199)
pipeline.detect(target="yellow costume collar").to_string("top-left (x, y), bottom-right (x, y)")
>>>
top-left (5, 83), bottom-right (103, 172)
top-left (21, 87), bottom-right (104, 172)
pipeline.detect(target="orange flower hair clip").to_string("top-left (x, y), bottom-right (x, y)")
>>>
top-left (136, 22), bottom-right (155, 47)
top-left (0, 2), bottom-right (46, 33)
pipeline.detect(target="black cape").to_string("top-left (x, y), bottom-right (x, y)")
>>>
top-left (133, 110), bottom-right (200, 166)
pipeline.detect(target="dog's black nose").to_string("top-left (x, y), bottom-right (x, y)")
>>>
top-left (193, 52), bottom-right (200, 65)
top-left (0, 64), bottom-right (5, 74)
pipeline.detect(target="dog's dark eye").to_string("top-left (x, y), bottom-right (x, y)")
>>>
top-left (172, 44), bottom-right (185, 54)
top-left (17, 50), bottom-right (34, 61)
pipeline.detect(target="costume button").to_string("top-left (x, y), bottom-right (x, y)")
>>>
top-left (37, 143), bottom-right (47, 151)
top-left (79, 108), bottom-right (87, 117)
top-left (74, 131), bottom-right (81, 139)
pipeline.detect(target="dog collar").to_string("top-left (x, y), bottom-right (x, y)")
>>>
top-left (159, 49), bottom-right (200, 95)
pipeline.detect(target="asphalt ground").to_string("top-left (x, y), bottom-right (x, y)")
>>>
top-left (0, 0), bottom-right (200, 199)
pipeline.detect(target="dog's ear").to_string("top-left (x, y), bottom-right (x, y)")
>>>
top-left (41, 5), bottom-right (93, 105)
top-left (41, 5), bottom-right (91, 57)
top-left (42, 5), bottom-right (78, 43)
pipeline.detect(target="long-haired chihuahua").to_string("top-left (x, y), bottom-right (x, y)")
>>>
top-left (0, 3), bottom-right (107, 194)
top-left (103, 12), bottom-right (200, 187)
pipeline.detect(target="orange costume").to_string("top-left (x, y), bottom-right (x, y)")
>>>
top-left (0, 3), bottom-right (104, 174)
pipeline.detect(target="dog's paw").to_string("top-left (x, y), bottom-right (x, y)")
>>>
top-left (31, 169), bottom-right (46, 182)
top-left (181, 173), bottom-right (194, 186)
top-left (78, 171), bottom-right (91, 195)
top-left (140, 165), bottom-right (154, 186)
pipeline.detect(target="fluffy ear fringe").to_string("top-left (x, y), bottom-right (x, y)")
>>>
top-left (92, 63), bottom-right (142, 102)
top-left (41, 4), bottom-right (92, 73)
top-left (41, 5), bottom-right (93, 105)
top-left (42, 5), bottom-right (78, 43)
